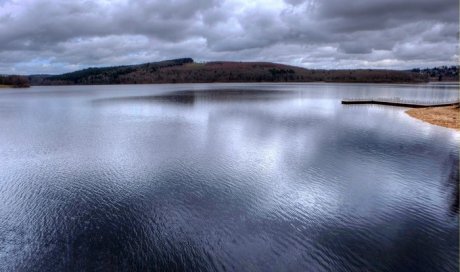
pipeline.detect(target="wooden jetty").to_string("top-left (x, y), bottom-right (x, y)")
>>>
top-left (341, 98), bottom-right (460, 108)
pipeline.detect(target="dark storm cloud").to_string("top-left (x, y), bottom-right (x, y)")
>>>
top-left (319, 0), bottom-right (458, 26)
top-left (0, 0), bottom-right (218, 49)
top-left (0, 0), bottom-right (457, 74)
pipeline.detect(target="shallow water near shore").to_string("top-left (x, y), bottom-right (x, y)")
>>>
top-left (0, 83), bottom-right (458, 271)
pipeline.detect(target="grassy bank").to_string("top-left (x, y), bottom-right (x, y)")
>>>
top-left (406, 105), bottom-right (459, 130)
top-left (0, 84), bottom-right (13, 88)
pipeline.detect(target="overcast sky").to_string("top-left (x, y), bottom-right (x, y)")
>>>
top-left (0, 0), bottom-right (458, 74)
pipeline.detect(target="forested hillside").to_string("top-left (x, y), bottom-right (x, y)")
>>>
top-left (31, 58), bottom-right (430, 85)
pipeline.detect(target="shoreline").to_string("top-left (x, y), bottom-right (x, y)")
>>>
top-left (406, 105), bottom-right (459, 130)
top-left (0, 84), bottom-right (30, 88)
top-left (28, 80), bottom-right (458, 87)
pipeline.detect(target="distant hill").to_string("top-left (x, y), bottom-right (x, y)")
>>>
top-left (30, 58), bottom-right (431, 85)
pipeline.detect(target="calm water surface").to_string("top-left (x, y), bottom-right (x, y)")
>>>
top-left (0, 83), bottom-right (458, 271)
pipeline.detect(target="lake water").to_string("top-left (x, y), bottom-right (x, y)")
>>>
top-left (0, 83), bottom-right (458, 271)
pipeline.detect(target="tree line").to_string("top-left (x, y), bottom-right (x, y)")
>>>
top-left (411, 66), bottom-right (459, 81)
top-left (0, 75), bottom-right (30, 87)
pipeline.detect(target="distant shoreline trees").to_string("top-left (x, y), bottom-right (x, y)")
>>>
top-left (0, 75), bottom-right (30, 87)
top-left (411, 66), bottom-right (458, 81)
top-left (31, 58), bottom-right (434, 85)
top-left (2, 61), bottom-right (458, 87)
